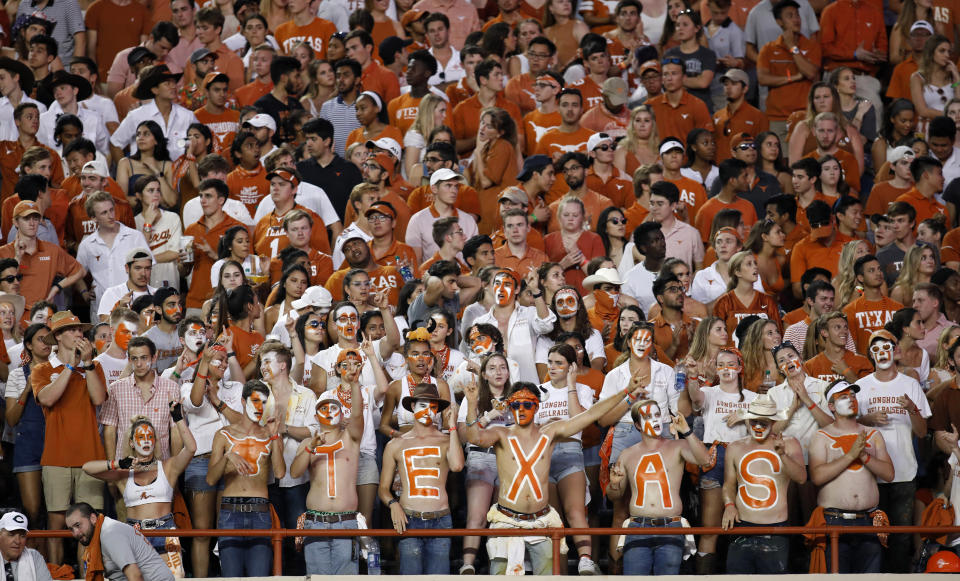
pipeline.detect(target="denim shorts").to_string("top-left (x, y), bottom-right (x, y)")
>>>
top-left (128, 513), bottom-right (176, 552)
top-left (465, 448), bottom-right (499, 486)
top-left (185, 455), bottom-right (222, 492)
top-left (548, 441), bottom-right (584, 484)
top-left (700, 443), bottom-right (727, 489)
top-left (357, 452), bottom-right (379, 486)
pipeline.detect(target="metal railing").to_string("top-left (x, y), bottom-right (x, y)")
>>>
top-left (30, 524), bottom-right (960, 575)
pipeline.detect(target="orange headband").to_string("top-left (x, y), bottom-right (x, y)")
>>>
top-left (719, 347), bottom-right (744, 368)
top-left (535, 74), bottom-right (560, 89)
top-left (715, 227), bottom-right (741, 244)
top-left (506, 389), bottom-right (539, 405)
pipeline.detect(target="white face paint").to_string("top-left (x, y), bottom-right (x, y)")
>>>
top-left (554, 289), bottom-right (579, 319)
top-left (132, 424), bottom-right (155, 456)
top-left (335, 306), bottom-right (359, 341)
top-left (833, 393), bottom-right (858, 417)
top-left (870, 340), bottom-right (895, 370)
top-left (245, 390), bottom-right (269, 422)
top-left (316, 401), bottom-right (342, 426)
top-left (749, 419), bottom-right (771, 442)
top-left (184, 324), bottom-right (205, 352)
top-left (631, 329), bottom-right (653, 359)
top-left (260, 352), bottom-right (283, 380)
top-left (413, 400), bottom-right (439, 426)
top-left (635, 403), bottom-right (662, 437)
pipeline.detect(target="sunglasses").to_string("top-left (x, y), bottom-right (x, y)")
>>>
top-left (595, 144), bottom-right (614, 151)
top-left (608, 217), bottom-right (627, 224)
top-left (737, 142), bottom-right (757, 150)
top-left (0, 274), bottom-right (23, 283)
top-left (662, 57), bottom-right (683, 66)
top-left (307, 320), bottom-right (323, 328)
top-left (509, 401), bottom-right (536, 410)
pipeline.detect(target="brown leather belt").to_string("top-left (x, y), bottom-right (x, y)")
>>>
top-left (496, 504), bottom-right (550, 521)
top-left (630, 515), bottom-right (682, 526)
top-left (304, 511), bottom-right (358, 523)
top-left (221, 501), bottom-right (270, 513)
top-left (823, 508), bottom-right (871, 520)
top-left (403, 508), bottom-right (451, 520)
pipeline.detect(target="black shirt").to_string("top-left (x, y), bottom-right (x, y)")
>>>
top-left (297, 155), bottom-right (363, 221)
top-left (253, 93), bottom-right (303, 145)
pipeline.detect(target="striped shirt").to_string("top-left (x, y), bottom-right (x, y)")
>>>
top-left (319, 95), bottom-right (362, 157)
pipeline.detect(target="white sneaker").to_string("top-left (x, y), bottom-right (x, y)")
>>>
top-left (459, 563), bottom-right (476, 575)
top-left (578, 557), bottom-right (601, 575)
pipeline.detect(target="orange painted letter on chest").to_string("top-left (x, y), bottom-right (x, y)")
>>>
top-left (505, 435), bottom-right (549, 503)
top-left (632, 452), bottom-right (673, 510)
top-left (403, 446), bottom-right (442, 498)
top-left (313, 440), bottom-right (344, 497)
top-left (737, 449), bottom-right (781, 509)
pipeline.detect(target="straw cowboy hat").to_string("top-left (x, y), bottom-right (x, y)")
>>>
top-left (739, 394), bottom-right (789, 423)
top-left (43, 311), bottom-right (92, 345)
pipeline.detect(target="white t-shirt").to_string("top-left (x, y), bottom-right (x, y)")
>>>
top-left (179, 380), bottom-right (243, 455)
top-left (622, 262), bottom-right (658, 316)
top-left (94, 352), bottom-right (129, 389)
top-left (599, 359), bottom-right (679, 427)
top-left (253, 181), bottom-right (339, 227)
top-left (135, 210), bottom-right (182, 290)
top-left (767, 375), bottom-right (829, 460)
top-left (142, 326), bottom-right (183, 373)
top-left (535, 381), bottom-right (595, 441)
top-left (320, 386), bottom-right (378, 455)
top-left (311, 339), bottom-right (385, 390)
top-left (700, 385), bottom-right (756, 444)
top-left (97, 284), bottom-right (157, 318)
top-left (855, 372), bottom-right (931, 483)
top-left (275, 384), bottom-right (320, 487)
top-left (535, 329), bottom-right (605, 366)
top-left (690, 262), bottom-right (764, 305)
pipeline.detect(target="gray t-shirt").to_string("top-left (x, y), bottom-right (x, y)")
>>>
top-left (143, 326), bottom-right (183, 373)
top-left (101, 518), bottom-right (174, 581)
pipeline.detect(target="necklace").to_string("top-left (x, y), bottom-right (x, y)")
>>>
top-left (335, 384), bottom-right (353, 409)
top-left (433, 345), bottom-right (450, 375)
top-left (406, 373), bottom-right (431, 393)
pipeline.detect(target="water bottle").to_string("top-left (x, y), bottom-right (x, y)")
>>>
top-left (675, 363), bottom-right (686, 392)
top-left (366, 538), bottom-right (381, 574)
top-left (396, 256), bottom-right (414, 282)
top-left (761, 370), bottom-right (775, 394)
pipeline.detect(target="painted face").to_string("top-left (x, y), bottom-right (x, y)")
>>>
top-left (316, 401), bottom-right (342, 426)
top-left (749, 419), bottom-right (771, 442)
top-left (469, 329), bottom-right (494, 355)
top-left (31, 307), bottom-right (53, 325)
top-left (184, 323), bottom-right (205, 352)
top-left (716, 355), bottom-right (741, 381)
top-left (132, 423), bottom-right (155, 456)
top-left (335, 307), bottom-right (359, 341)
top-left (113, 320), bottom-right (137, 351)
top-left (492, 273), bottom-right (516, 306)
top-left (406, 344), bottom-right (433, 374)
top-left (413, 400), bottom-right (439, 426)
top-left (245, 390), bottom-right (268, 422)
top-left (630, 328), bottom-right (652, 359)
top-left (507, 391), bottom-right (538, 426)
top-left (870, 340), bottom-right (894, 369)
top-left (554, 289), bottom-right (579, 318)
top-left (260, 352), bottom-right (284, 381)
top-left (209, 351), bottom-right (226, 370)
top-left (833, 392), bottom-right (858, 417)
top-left (163, 301), bottom-right (182, 322)
top-left (777, 354), bottom-right (803, 377)
top-left (636, 402), bottom-right (662, 438)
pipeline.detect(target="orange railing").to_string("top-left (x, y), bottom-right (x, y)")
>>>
top-left (30, 525), bottom-right (960, 575)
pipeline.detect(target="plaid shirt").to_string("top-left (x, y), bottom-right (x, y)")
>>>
top-left (99, 374), bottom-right (181, 460)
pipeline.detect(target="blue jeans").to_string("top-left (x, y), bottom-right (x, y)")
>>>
top-left (303, 515), bottom-right (359, 575)
top-left (127, 514), bottom-right (176, 552)
top-left (823, 511), bottom-right (882, 573)
top-left (268, 482), bottom-right (309, 528)
top-left (218, 498), bottom-right (272, 577)
top-left (622, 519), bottom-right (685, 575)
top-left (397, 513), bottom-right (452, 574)
top-left (725, 521), bottom-right (788, 574)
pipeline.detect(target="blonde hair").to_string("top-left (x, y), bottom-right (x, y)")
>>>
top-left (410, 94), bottom-right (447, 143)
top-left (726, 250), bottom-right (754, 291)
top-left (934, 324), bottom-right (960, 369)
top-left (688, 316), bottom-right (722, 363)
top-left (832, 240), bottom-right (868, 309)
top-left (807, 311), bottom-right (847, 360)
top-left (619, 105), bottom-right (659, 161)
top-left (741, 318), bottom-right (778, 388)
top-left (891, 244), bottom-right (936, 302)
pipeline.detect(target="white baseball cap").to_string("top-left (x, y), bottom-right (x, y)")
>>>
top-left (0, 512), bottom-right (28, 532)
top-left (430, 168), bottom-right (465, 186)
top-left (659, 139), bottom-right (685, 155)
top-left (292, 286), bottom-right (333, 310)
top-left (243, 113), bottom-right (276, 132)
top-left (81, 158), bottom-right (109, 178)
top-left (365, 137), bottom-right (402, 159)
top-left (889, 145), bottom-right (915, 164)
top-left (587, 132), bottom-right (614, 152)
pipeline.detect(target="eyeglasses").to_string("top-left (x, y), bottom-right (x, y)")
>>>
top-left (528, 50), bottom-right (551, 59)
top-left (736, 142), bottom-right (757, 150)
top-left (368, 214), bottom-right (391, 223)
top-left (663, 285), bottom-right (685, 294)
top-left (509, 401), bottom-right (536, 410)
top-left (424, 156), bottom-right (444, 163)
top-left (0, 274), bottom-right (23, 283)
top-left (608, 217), bottom-right (627, 225)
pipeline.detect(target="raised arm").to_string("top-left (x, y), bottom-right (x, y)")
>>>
top-left (164, 402), bottom-right (197, 481)
top-left (461, 377), bottom-right (505, 448)
top-left (379, 381), bottom-right (401, 438)
top-left (360, 336), bottom-right (390, 403)
top-left (346, 379), bottom-right (365, 443)
top-left (549, 379), bottom-right (635, 439)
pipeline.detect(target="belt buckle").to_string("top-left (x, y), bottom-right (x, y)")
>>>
top-left (841, 512), bottom-right (856, 520)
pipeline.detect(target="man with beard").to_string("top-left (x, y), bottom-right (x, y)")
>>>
top-left (318, 60), bottom-right (362, 157)
top-left (607, 399), bottom-right (707, 575)
top-left (143, 287), bottom-right (185, 371)
top-left (722, 395), bottom-right (805, 573)
top-left (807, 380), bottom-right (894, 573)
top-left (650, 273), bottom-right (696, 363)
top-left (326, 237), bottom-right (403, 305)
top-left (711, 70), bottom-right (769, 162)
top-left (207, 380), bottom-right (284, 577)
top-left (380, 383), bottom-right (463, 574)
top-left (462, 376), bottom-right (645, 575)
top-left (93, 308), bottom-right (141, 388)
top-left (546, 153), bottom-right (612, 233)
top-left (65, 503), bottom-right (173, 581)
top-left (254, 56), bottom-right (303, 146)
top-left (854, 329), bottom-right (930, 572)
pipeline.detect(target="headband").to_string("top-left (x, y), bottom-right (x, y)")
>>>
top-left (715, 226), bottom-right (741, 244)
top-left (535, 74), bottom-right (560, 89)
top-left (359, 90), bottom-right (383, 111)
top-left (506, 389), bottom-right (539, 405)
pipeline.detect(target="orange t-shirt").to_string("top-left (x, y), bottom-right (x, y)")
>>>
top-left (803, 148), bottom-right (860, 192)
top-left (230, 325), bottom-right (265, 370)
top-left (580, 104), bottom-right (630, 139)
top-left (804, 351), bottom-right (874, 382)
top-left (194, 107), bottom-right (240, 154)
top-left (345, 124), bottom-right (403, 154)
top-left (789, 233), bottom-right (847, 278)
top-left (543, 230), bottom-right (605, 294)
top-left (325, 265), bottom-right (402, 305)
top-left (712, 103), bottom-right (770, 162)
top-left (586, 167), bottom-right (633, 209)
top-left (406, 183), bottom-right (481, 216)
top-left (782, 306), bottom-right (806, 327)
top-left (451, 93), bottom-right (522, 152)
top-left (843, 295), bottom-right (904, 354)
top-left (646, 91), bottom-right (714, 143)
top-left (942, 227), bottom-right (960, 264)
top-left (886, 57), bottom-right (917, 101)
top-left (235, 80), bottom-right (273, 108)
top-left (624, 201), bottom-right (649, 235)
top-left (490, 228), bottom-right (545, 251)
top-left (493, 243), bottom-right (549, 276)
top-left (268, 248), bottom-right (335, 286)
top-left (422, 252), bottom-right (470, 275)
top-left (274, 17), bottom-right (338, 57)
top-left (567, 76), bottom-right (604, 110)
top-left (0, 240), bottom-right (81, 308)
top-left (1, 189), bottom-right (70, 242)
top-left (445, 78), bottom-right (475, 110)
top-left (342, 189), bottom-right (412, 242)
top-left (650, 312), bottom-right (693, 363)
top-left (469, 138), bottom-right (519, 234)
top-left (713, 290), bottom-right (783, 335)
top-left (184, 215), bottom-right (245, 308)
top-left (0, 141), bottom-right (65, 203)
top-left (254, 204), bottom-right (331, 258)
top-left (226, 164), bottom-right (270, 218)
top-left (694, 195), bottom-right (758, 242)
top-left (360, 62), bottom-right (401, 104)
top-left (387, 93), bottom-right (423, 136)
top-left (64, 190), bottom-right (136, 249)
top-left (367, 239), bottom-right (419, 275)
top-left (894, 188), bottom-right (950, 227)
top-left (504, 73), bottom-right (536, 116)
top-left (32, 360), bottom-right (106, 466)
top-left (84, 0), bottom-right (150, 79)
top-left (522, 109), bottom-right (562, 157)
top-left (865, 181), bottom-right (910, 218)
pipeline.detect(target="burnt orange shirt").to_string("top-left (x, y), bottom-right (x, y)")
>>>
top-left (268, 248), bottom-right (335, 286)
top-left (843, 295), bottom-right (904, 354)
top-left (789, 231), bottom-right (847, 279)
top-left (445, 78), bottom-right (475, 110)
top-left (504, 73), bottom-right (536, 116)
top-left (536, 126), bottom-right (595, 204)
top-left (646, 90), bottom-right (714, 143)
top-left (226, 164), bottom-right (270, 218)
top-left (360, 61), bottom-right (401, 104)
top-left (567, 76), bottom-right (604, 110)
top-left (580, 104), bottom-right (630, 138)
top-left (650, 312), bottom-right (693, 363)
top-left (547, 190), bottom-right (614, 233)
top-left (406, 184), bottom-right (481, 216)
top-left (235, 80), bottom-right (273, 108)
top-left (387, 92), bottom-right (424, 135)
top-left (342, 190), bottom-right (412, 242)
top-left (0, 241), bottom-right (82, 309)
top-left (490, 228), bottom-right (545, 251)
top-left (254, 204), bottom-right (331, 258)
top-left (368, 239), bottom-right (419, 275)
top-left (865, 181), bottom-right (910, 218)
top-left (820, 0), bottom-right (887, 74)
top-left (886, 56), bottom-right (917, 100)
top-left (712, 103), bottom-right (770, 162)
top-left (783, 222), bottom-right (810, 255)
top-left (586, 167), bottom-right (633, 209)
top-left (274, 16), bottom-right (337, 57)
top-left (230, 325), bottom-right (264, 369)
top-left (65, 190), bottom-right (136, 250)
top-left (757, 35), bottom-right (821, 121)
top-left (895, 188), bottom-right (950, 227)
top-left (194, 107), bottom-right (240, 154)
top-left (942, 227), bottom-right (960, 264)
top-left (713, 290), bottom-right (783, 335)
top-left (1, 189), bottom-right (70, 242)
top-left (345, 124), bottom-right (403, 154)
top-left (694, 195), bottom-right (759, 242)
top-left (0, 141), bottom-right (64, 202)
top-left (624, 201), bottom-right (649, 235)
top-left (325, 264), bottom-right (402, 305)
top-left (468, 138), bottom-right (519, 234)
top-left (493, 243), bottom-right (548, 275)
top-left (451, 93), bottom-right (522, 152)
top-left (803, 148), bottom-right (860, 192)
top-left (422, 252), bottom-right (470, 275)
top-left (184, 215), bottom-right (245, 308)
top-left (805, 350), bottom-right (874, 382)
top-left (522, 109), bottom-right (561, 157)
top-left (32, 360), bottom-right (106, 466)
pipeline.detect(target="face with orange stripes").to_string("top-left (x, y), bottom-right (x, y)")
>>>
top-left (634, 402), bottom-right (662, 438)
top-left (749, 419), bottom-right (772, 442)
top-left (316, 401), bottom-right (342, 427)
top-left (506, 390), bottom-right (539, 426)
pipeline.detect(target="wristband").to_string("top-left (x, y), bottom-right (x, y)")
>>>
top-left (863, 454), bottom-right (871, 465)
top-left (64, 363), bottom-right (76, 373)
top-left (529, 213), bottom-right (537, 223)
top-left (216, 401), bottom-right (226, 413)
top-left (678, 428), bottom-right (692, 439)
top-left (449, 426), bottom-right (457, 432)
top-left (196, 373), bottom-right (209, 380)
top-left (269, 433), bottom-right (280, 441)
top-left (227, 352), bottom-right (237, 359)
top-left (83, 362), bottom-right (95, 371)
top-left (465, 418), bottom-right (478, 427)
top-left (388, 498), bottom-right (398, 506)
top-left (724, 502), bottom-right (735, 508)
top-left (390, 429), bottom-right (397, 437)
top-left (171, 370), bottom-right (181, 379)
top-left (807, 401), bottom-right (817, 410)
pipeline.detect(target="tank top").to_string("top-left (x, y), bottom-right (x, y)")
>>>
top-left (642, 11), bottom-right (668, 45)
top-left (124, 460), bottom-right (175, 507)
top-left (395, 374), bottom-right (437, 427)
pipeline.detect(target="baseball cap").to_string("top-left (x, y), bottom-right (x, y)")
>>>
top-left (722, 68), bottom-right (749, 87)
top-left (13, 200), bottom-right (41, 219)
top-left (430, 168), bottom-right (465, 186)
top-left (365, 137), bottom-right (402, 160)
top-left (911, 20), bottom-right (935, 35)
top-left (825, 380), bottom-right (860, 401)
top-left (400, 9), bottom-right (429, 28)
top-left (372, 152), bottom-right (396, 175)
top-left (659, 138), bottom-right (684, 155)
top-left (365, 200), bottom-right (397, 220)
top-left (190, 48), bottom-right (217, 63)
top-left (291, 286), bottom-right (333, 310)
top-left (243, 113), bottom-right (276, 131)
top-left (81, 158), bottom-right (109, 178)
top-left (498, 187), bottom-right (529, 205)
top-left (601, 77), bottom-right (628, 106)
top-left (638, 60), bottom-right (660, 76)
top-left (889, 145), bottom-right (916, 164)
top-left (266, 168), bottom-right (300, 188)
top-left (0, 512), bottom-right (28, 532)
top-left (125, 248), bottom-right (152, 264)
top-left (868, 329), bottom-right (898, 347)
top-left (587, 132), bottom-right (614, 152)
top-left (379, 36), bottom-right (413, 59)
top-left (516, 154), bottom-right (552, 181)
top-left (203, 71), bottom-right (229, 88)
top-left (731, 132), bottom-right (756, 150)
top-left (127, 46), bottom-right (156, 67)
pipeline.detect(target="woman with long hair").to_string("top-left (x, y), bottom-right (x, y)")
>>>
top-left (787, 82), bottom-right (864, 172)
top-left (595, 206), bottom-right (636, 277)
top-left (403, 94), bottom-right (450, 180)
top-left (457, 352), bottom-right (513, 574)
top-left (0, 294), bottom-right (22, 351)
top-left (116, 120), bottom-right (177, 206)
top-left (684, 128), bottom-right (719, 190)
top-left (544, 197), bottom-right (606, 293)
top-left (663, 9), bottom-right (716, 107)
top-left (536, 285), bottom-right (606, 378)
top-left (928, 325), bottom-right (960, 401)
top-left (871, 99), bottom-right (917, 169)
top-left (657, 0), bottom-right (693, 52)
top-left (366, 0), bottom-right (404, 47)
top-left (133, 175), bottom-right (183, 290)
top-left (425, 308), bottom-right (464, 383)
top-left (482, 21), bottom-right (519, 63)
top-left (343, 269), bottom-right (379, 315)
top-left (740, 318), bottom-right (782, 392)
top-left (543, 0), bottom-right (590, 66)
top-left (891, 244), bottom-right (938, 304)
top-left (5, 323), bottom-right (50, 556)
top-left (300, 59), bottom-right (336, 116)
top-left (614, 105), bottom-right (659, 175)
top-left (891, 0), bottom-right (935, 64)
top-left (910, 34), bottom-right (959, 126)
top-left (885, 307), bottom-right (929, 384)
top-left (828, 66), bottom-right (878, 143)
top-left (211, 225), bottom-right (266, 286)
top-left (346, 91), bottom-right (401, 152)
top-left (467, 107), bottom-right (519, 233)
top-left (832, 239), bottom-right (872, 309)
top-left (756, 131), bottom-right (792, 194)
top-left (215, 283), bottom-right (265, 378)
top-left (537, 262), bottom-right (567, 306)
top-left (818, 154), bottom-right (853, 198)
top-left (203, 259), bottom-right (249, 329)
top-left (603, 305), bottom-right (643, 368)
top-left (290, 310), bottom-right (330, 386)
top-left (239, 14), bottom-right (270, 69)
top-left (263, 264), bottom-right (309, 332)
top-left (685, 346), bottom-right (755, 571)
top-left (171, 123), bottom-right (213, 200)
top-left (260, 0), bottom-right (291, 31)
top-left (713, 250), bottom-right (782, 335)
top-left (395, 278), bottom-right (425, 332)
top-left (745, 219), bottom-right (786, 295)
top-left (684, 316), bottom-right (729, 387)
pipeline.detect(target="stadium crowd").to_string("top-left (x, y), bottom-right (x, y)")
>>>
top-left (2, 0), bottom-right (960, 576)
